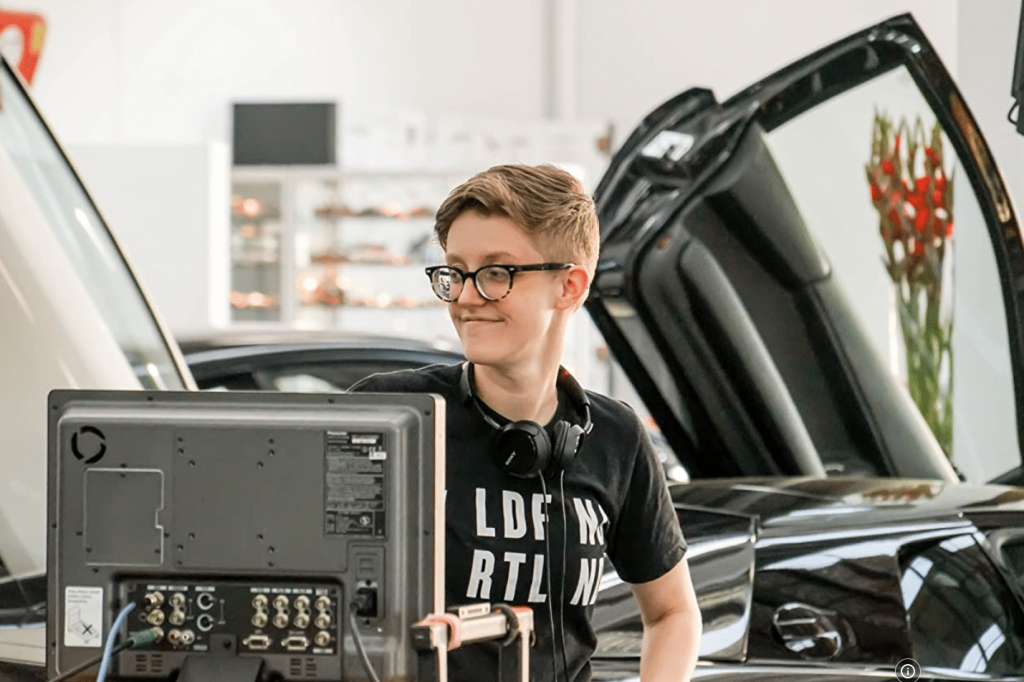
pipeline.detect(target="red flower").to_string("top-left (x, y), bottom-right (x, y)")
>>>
top-left (946, 222), bottom-right (953, 237)
top-left (925, 147), bottom-right (940, 165)
top-left (915, 210), bottom-right (929, 233)
top-left (870, 184), bottom-right (883, 202)
top-left (882, 159), bottom-right (896, 175)
top-left (916, 177), bottom-right (930, 193)
top-left (912, 240), bottom-right (925, 256)
top-left (932, 190), bottom-right (944, 206)
top-left (894, 135), bottom-right (902, 153)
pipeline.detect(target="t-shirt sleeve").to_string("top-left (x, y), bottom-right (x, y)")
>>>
top-left (606, 413), bottom-right (687, 584)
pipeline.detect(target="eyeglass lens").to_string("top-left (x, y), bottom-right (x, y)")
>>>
top-left (429, 266), bottom-right (512, 301)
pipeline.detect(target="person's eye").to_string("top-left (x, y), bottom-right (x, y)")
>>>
top-left (483, 268), bottom-right (510, 282)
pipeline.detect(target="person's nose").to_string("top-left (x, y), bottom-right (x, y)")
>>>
top-left (456, 276), bottom-right (486, 306)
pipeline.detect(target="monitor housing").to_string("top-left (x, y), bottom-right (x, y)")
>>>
top-left (46, 389), bottom-right (444, 682)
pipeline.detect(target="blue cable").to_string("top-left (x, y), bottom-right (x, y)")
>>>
top-left (95, 601), bottom-right (136, 682)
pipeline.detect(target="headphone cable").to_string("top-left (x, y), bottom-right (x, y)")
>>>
top-left (559, 471), bottom-right (571, 682)
top-left (538, 475), bottom-right (560, 682)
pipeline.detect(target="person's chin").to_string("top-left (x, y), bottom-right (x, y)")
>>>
top-left (459, 331), bottom-right (509, 365)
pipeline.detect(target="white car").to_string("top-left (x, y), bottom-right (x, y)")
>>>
top-left (0, 57), bottom-right (194, 668)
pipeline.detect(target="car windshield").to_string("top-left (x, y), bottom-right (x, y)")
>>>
top-left (0, 60), bottom-right (185, 389)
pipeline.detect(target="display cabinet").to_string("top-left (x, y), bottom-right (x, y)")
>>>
top-left (229, 168), bottom-right (472, 341)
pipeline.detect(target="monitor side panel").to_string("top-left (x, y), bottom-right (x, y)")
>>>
top-left (46, 390), bottom-right (443, 682)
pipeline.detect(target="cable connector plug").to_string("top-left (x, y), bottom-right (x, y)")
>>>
top-left (128, 627), bottom-right (164, 648)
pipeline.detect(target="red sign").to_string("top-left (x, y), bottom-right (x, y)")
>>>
top-left (0, 9), bottom-right (45, 84)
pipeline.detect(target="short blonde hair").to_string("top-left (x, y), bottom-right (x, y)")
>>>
top-left (434, 164), bottom-right (600, 279)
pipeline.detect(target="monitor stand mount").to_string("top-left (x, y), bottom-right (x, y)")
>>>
top-left (413, 603), bottom-right (535, 682)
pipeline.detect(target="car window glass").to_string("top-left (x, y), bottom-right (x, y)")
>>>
top-left (765, 65), bottom-right (1017, 482)
top-left (899, 534), bottom-right (1024, 674)
top-left (272, 373), bottom-right (342, 393)
top-left (0, 63), bottom-right (184, 390)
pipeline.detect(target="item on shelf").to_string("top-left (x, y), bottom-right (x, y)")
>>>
top-left (229, 290), bottom-right (279, 309)
top-left (314, 203), bottom-right (357, 220)
top-left (313, 201), bottom-right (435, 221)
top-left (309, 250), bottom-right (350, 265)
top-left (345, 243), bottom-right (409, 265)
top-left (231, 194), bottom-right (280, 220)
top-left (297, 269), bottom-right (349, 307)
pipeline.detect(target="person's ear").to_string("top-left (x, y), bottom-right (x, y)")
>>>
top-left (556, 266), bottom-right (590, 311)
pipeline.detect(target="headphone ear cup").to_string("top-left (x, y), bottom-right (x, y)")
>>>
top-left (551, 421), bottom-right (585, 473)
top-left (494, 421), bottom-right (550, 478)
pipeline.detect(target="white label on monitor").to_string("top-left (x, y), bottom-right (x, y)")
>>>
top-left (369, 450), bottom-right (387, 461)
top-left (64, 587), bottom-right (104, 648)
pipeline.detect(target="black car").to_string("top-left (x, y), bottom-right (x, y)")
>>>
top-left (592, 476), bottom-right (1024, 681)
top-left (177, 329), bottom-right (464, 393)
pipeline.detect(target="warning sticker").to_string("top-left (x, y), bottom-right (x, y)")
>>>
top-left (64, 586), bottom-right (103, 648)
top-left (324, 431), bottom-right (386, 537)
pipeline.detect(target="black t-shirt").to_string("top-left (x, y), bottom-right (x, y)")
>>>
top-left (349, 363), bottom-right (686, 682)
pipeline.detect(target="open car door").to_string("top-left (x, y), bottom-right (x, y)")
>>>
top-left (591, 14), bottom-right (1024, 484)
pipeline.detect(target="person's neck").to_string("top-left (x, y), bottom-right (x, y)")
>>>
top-left (472, 361), bottom-right (561, 424)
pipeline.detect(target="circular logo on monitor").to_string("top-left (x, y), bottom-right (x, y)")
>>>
top-left (71, 426), bottom-right (107, 464)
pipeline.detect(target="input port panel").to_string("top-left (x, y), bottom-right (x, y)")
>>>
top-left (243, 634), bottom-right (272, 651)
top-left (272, 613), bottom-right (289, 629)
top-left (179, 630), bottom-right (196, 646)
top-left (282, 636), bottom-right (309, 652)
top-left (168, 609), bottom-right (185, 626)
top-left (272, 595), bottom-right (289, 611)
top-left (293, 613), bottom-right (310, 629)
top-left (147, 609), bottom-right (166, 626)
top-left (252, 595), bottom-right (268, 610)
top-left (196, 593), bottom-right (216, 611)
top-left (251, 612), bottom-right (268, 628)
top-left (314, 631), bottom-right (331, 647)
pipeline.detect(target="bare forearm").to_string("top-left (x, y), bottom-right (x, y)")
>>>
top-left (640, 608), bottom-right (701, 682)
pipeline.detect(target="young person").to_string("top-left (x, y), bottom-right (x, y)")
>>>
top-left (349, 164), bottom-right (701, 682)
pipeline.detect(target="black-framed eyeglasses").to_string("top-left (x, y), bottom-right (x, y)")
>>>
top-left (424, 262), bottom-right (574, 302)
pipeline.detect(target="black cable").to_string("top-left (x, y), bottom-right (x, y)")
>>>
top-left (1009, 100), bottom-right (1020, 126)
top-left (538, 475), bottom-right (560, 682)
top-left (47, 627), bottom-right (162, 682)
top-left (558, 471), bottom-right (571, 682)
top-left (47, 640), bottom-right (132, 682)
top-left (348, 605), bottom-right (382, 682)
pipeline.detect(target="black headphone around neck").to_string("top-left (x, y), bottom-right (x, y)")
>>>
top-left (460, 362), bottom-right (593, 479)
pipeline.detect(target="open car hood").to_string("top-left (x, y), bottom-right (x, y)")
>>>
top-left (589, 14), bottom-right (1024, 484)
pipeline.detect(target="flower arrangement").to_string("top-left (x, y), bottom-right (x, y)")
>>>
top-left (865, 113), bottom-right (954, 454)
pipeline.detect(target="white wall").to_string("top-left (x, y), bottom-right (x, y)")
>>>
top-left (953, 0), bottom-right (1024, 478)
top-left (11, 0), bottom-right (548, 147)
top-left (12, 0), bottom-right (960, 150)
top-left (69, 143), bottom-right (232, 332)
top-left (577, 1), bottom-right (960, 146)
